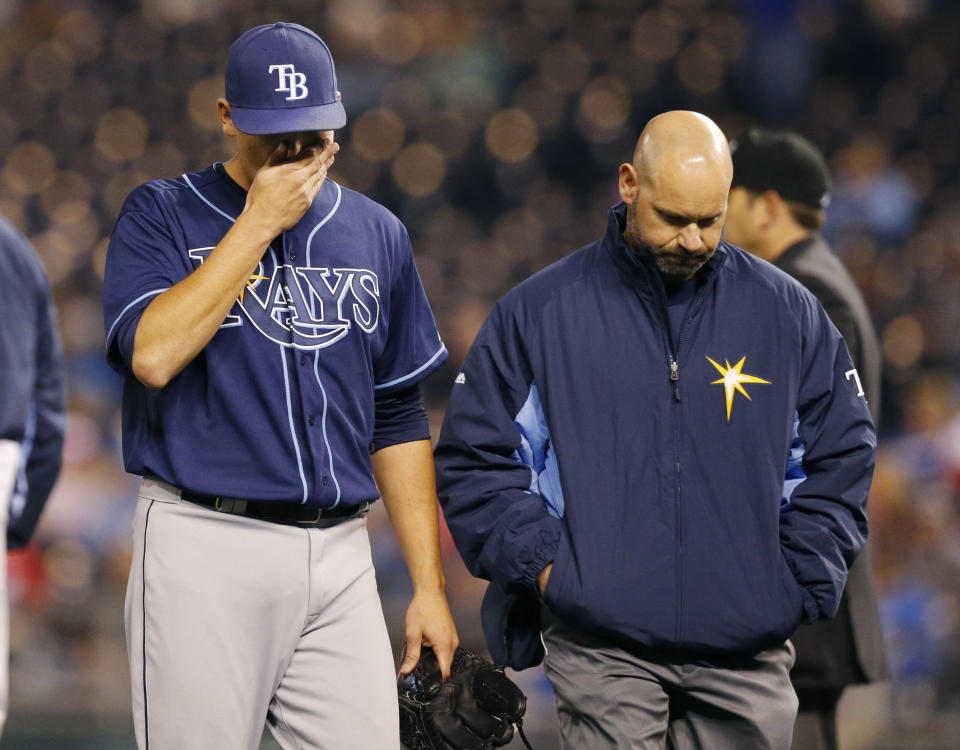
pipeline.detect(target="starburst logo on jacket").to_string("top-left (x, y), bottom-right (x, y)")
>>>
top-left (706, 356), bottom-right (771, 422)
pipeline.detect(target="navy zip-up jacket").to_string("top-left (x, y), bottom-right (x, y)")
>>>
top-left (0, 216), bottom-right (65, 548)
top-left (435, 204), bottom-right (875, 668)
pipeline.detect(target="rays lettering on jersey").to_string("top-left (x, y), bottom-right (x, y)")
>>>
top-left (188, 247), bottom-right (380, 349)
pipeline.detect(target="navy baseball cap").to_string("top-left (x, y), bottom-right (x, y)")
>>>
top-left (225, 22), bottom-right (346, 135)
top-left (730, 128), bottom-right (831, 209)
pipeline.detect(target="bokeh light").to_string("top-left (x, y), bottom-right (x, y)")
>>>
top-left (631, 9), bottom-right (683, 63)
top-left (3, 141), bottom-right (57, 196)
top-left (142, 0), bottom-right (201, 30)
top-left (392, 142), bottom-right (446, 197)
top-left (675, 40), bottom-right (725, 95)
top-left (187, 76), bottom-right (223, 132)
top-left (40, 171), bottom-right (92, 217)
top-left (370, 12), bottom-right (423, 66)
top-left (23, 40), bottom-right (76, 94)
top-left (882, 315), bottom-right (925, 369)
top-left (350, 107), bottom-right (406, 163)
top-left (578, 75), bottom-right (630, 136)
top-left (485, 108), bottom-right (539, 163)
top-left (53, 10), bottom-right (105, 62)
top-left (539, 40), bottom-right (591, 94)
top-left (94, 109), bottom-right (149, 164)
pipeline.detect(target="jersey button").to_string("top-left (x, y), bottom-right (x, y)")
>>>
top-left (300, 355), bottom-right (308, 366)
top-left (308, 415), bottom-right (316, 426)
top-left (290, 252), bottom-right (296, 260)
top-left (322, 475), bottom-right (328, 485)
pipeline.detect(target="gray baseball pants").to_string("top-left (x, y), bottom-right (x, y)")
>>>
top-left (541, 608), bottom-right (798, 750)
top-left (125, 477), bottom-right (399, 750)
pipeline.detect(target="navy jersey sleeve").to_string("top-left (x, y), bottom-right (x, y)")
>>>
top-left (370, 384), bottom-right (430, 452)
top-left (435, 301), bottom-right (562, 594)
top-left (102, 189), bottom-right (183, 373)
top-left (780, 293), bottom-right (876, 622)
top-left (0, 219), bottom-right (65, 547)
top-left (9, 274), bottom-right (65, 548)
top-left (373, 227), bottom-right (447, 392)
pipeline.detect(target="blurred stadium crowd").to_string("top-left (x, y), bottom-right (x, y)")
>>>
top-left (1, 0), bottom-right (959, 746)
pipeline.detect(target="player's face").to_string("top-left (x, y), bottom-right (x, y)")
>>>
top-left (238, 129), bottom-right (336, 169)
top-left (721, 187), bottom-right (765, 252)
top-left (624, 169), bottom-right (728, 283)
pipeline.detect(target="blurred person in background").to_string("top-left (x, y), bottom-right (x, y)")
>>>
top-left (723, 128), bottom-right (887, 750)
top-left (101, 22), bottom-right (456, 750)
top-left (436, 111), bottom-right (876, 750)
top-left (0, 214), bottom-right (66, 736)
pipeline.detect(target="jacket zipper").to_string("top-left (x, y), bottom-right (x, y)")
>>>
top-left (628, 243), bottom-right (715, 643)
top-left (670, 290), bottom-right (706, 640)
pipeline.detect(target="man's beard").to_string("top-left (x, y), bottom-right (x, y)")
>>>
top-left (624, 200), bottom-right (715, 284)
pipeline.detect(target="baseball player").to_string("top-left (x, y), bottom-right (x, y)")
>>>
top-left (102, 23), bottom-right (457, 750)
top-left (0, 214), bottom-right (65, 736)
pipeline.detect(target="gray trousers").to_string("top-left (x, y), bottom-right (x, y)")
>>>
top-left (541, 609), bottom-right (798, 750)
top-left (791, 688), bottom-right (843, 750)
top-left (126, 478), bottom-right (399, 750)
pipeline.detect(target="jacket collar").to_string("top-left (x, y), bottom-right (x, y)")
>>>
top-left (605, 202), bottom-right (728, 292)
top-left (773, 233), bottom-right (825, 269)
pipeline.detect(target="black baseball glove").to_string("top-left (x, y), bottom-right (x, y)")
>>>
top-left (398, 645), bottom-right (533, 750)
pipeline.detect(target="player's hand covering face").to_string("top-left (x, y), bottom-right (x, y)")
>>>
top-left (243, 135), bottom-right (340, 233)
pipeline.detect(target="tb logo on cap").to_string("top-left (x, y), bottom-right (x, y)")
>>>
top-left (269, 64), bottom-right (308, 101)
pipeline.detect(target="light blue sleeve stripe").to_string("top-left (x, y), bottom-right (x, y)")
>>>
top-left (781, 411), bottom-right (807, 510)
top-left (105, 288), bottom-right (168, 349)
top-left (106, 173), bottom-right (228, 353)
top-left (512, 383), bottom-right (565, 519)
top-left (374, 342), bottom-right (448, 390)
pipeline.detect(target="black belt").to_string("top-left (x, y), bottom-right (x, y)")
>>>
top-left (182, 491), bottom-right (370, 528)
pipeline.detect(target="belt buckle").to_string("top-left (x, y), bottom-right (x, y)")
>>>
top-left (297, 507), bottom-right (324, 524)
top-left (214, 497), bottom-right (245, 514)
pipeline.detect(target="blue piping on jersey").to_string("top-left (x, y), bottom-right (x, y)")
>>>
top-left (511, 383), bottom-right (565, 519)
top-left (182, 174), bottom-right (237, 222)
top-left (781, 412), bottom-right (807, 510)
top-left (305, 182), bottom-right (342, 265)
top-left (303, 182), bottom-right (344, 505)
top-left (271, 243), bottom-right (308, 504)
top-left (280, 346), bottom-right (310, 504)
top-left (105, 289), bottom-right (168, 349)
top-left (305, 182), bottom-right (343, 321)
top-left (374, 342), bottom-right (448, 390)
top-left (313, 351), bottom-right (342, 506)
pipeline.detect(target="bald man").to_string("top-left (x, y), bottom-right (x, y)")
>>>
top-left (435, 112), bottom-right (876, 749)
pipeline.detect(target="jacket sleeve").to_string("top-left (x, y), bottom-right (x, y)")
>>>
top-left (780, 293), bottom-right (876, 621)
top-left (8, 272), bottom-right (66, 549)
top-left (434, 301), bottom-right (562, 595)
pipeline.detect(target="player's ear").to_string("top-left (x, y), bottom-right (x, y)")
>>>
top-left (618, 162), bottom-right (639, 204)
top-left (758, 190), bottom-right (780, 230)
top-left (218, 98), bottom-right (238, 137)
